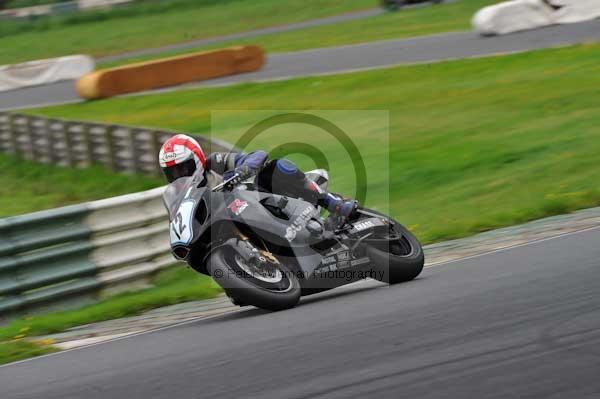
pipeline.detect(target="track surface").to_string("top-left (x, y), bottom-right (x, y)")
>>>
top-left (2, 20), bottom-right (599, 111)
top-left (2, 227), bottom-right (600, 399)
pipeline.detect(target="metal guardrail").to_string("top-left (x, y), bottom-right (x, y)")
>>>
top-left (0, 111), bottom-right (237, 318)
top-left (0, 111), bottom-right (235, 176)
top-left (0, 185), bottom-right (174, 317)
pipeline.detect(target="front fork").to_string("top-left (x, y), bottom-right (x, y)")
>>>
top-left (234, 229), bottom-right (280, 267)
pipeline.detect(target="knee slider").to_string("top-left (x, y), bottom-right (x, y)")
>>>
top-left (276, 159), bottom-right (298, 175)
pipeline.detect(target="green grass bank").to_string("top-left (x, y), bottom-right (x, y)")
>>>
top-left (0, 0), bottom-right (374, 64)
top-left (0, 267), bottom-right (221, 365)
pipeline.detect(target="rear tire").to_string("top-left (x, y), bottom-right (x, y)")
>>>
top-left (207, 247), bottom-right (301, 311)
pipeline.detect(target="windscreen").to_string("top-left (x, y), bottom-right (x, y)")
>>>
top-left (162, 176), bottom-right (195, 219)
top-left (162, 172), bottom-right (208, 219)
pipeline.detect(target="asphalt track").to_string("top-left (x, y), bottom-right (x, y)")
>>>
top-left (1, 19), bottom-right (599, 111)
top-left (2, 226), bottom-right (600, 399)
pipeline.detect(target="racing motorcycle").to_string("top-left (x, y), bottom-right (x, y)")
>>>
top-left (381, 0), bottom-right (443, 11)
top-left (163, 169), bottom-right (424, 311)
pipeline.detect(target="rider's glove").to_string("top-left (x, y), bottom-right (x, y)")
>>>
top-left (223, 165), bottom-right (253, 189)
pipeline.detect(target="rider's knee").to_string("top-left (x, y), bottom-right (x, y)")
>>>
top-left (275, 159), bottom-right (298, 175)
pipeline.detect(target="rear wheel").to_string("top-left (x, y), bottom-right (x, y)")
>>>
top-left (207, 246), bottom-right (301, 311)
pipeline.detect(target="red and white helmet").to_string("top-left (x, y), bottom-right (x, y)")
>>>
top-left (159, 134), bottom-right (206, 183)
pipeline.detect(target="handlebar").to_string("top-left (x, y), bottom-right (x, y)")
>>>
top-left (211, 174), bottom-right (239, 192)
top-left (212, 170), bottom-right (255, 192)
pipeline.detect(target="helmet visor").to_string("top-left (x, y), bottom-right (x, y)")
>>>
top-left (162, 158), bottom-right (197, 183)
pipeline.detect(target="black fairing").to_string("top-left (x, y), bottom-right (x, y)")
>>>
top-left (163, 176), bottom-right (323, 278)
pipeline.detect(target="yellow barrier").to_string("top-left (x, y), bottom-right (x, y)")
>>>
top-left (76, 45), bottom-right (264, 99)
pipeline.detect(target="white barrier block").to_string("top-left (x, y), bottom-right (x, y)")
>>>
top-left (0, 55), bottom-right (95, 92)
top-left (472, 0), bottom-right (554, 36)
top-left (552, 0), bottom-right (600, 24)
top-left (472, 0), bottom-right (600, 36)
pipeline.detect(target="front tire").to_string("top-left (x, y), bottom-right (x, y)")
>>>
top-left (207, 247), bottom-right (301, 311)
top-left (360, 215), bottom-right (424, 284)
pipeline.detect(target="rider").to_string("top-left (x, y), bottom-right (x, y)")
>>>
top-left (158, 134), bottom-right (357, 220)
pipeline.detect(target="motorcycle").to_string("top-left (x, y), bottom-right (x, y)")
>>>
top-left (381, 0), bottom-right (443, 11)
top-left (163, 169), bottom-right (424, 311)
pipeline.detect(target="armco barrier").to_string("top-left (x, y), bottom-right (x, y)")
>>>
top-left (76, 45), bottom-right (264, 99)
top-left (0, 111), bottom-right (235, 176)
top-left (0, 112), bottom-right (237, 317)
top-left (472, 0), bottom-right (600, 36)
top-left (0, 186), bottom-right (174, 317)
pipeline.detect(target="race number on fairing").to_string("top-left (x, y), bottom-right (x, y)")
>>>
top-left (170, 200), bottom-right (195, 245)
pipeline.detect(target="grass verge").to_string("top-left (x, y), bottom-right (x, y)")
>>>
top-left (99, 0), bottom-right (496, 69)
top-left (0, 152), bottom-right (162, 217)
top-left (0, 266), bottom-right (222, 365)
top-left (0, 340), bottom-right (58, 365)
top-left (0, 0), bottom-right (373, 65)
top-left (32, 44), bottom-right (600, 244)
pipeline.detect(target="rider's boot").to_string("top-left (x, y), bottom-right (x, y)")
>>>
top-left (319, 192), bottom-right (358, 221)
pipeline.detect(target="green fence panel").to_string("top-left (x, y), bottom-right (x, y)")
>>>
top-left (0, 256), bottom-right (19, 295)
top-left (14, 242), bottom-right (95, 294)
top-left (0, 296), bottom-right (24, 315)
top-left (23, 277), bottom-right (101, 311)
top-left (0, 205), bottom-right (91, 257)
top-left (0, 204), bottom-right (96, 316)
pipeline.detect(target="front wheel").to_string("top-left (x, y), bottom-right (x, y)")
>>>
top-left (361, 216), bottom-right (424, 284)
top-left (207, 247), bottom-right (301, 311)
